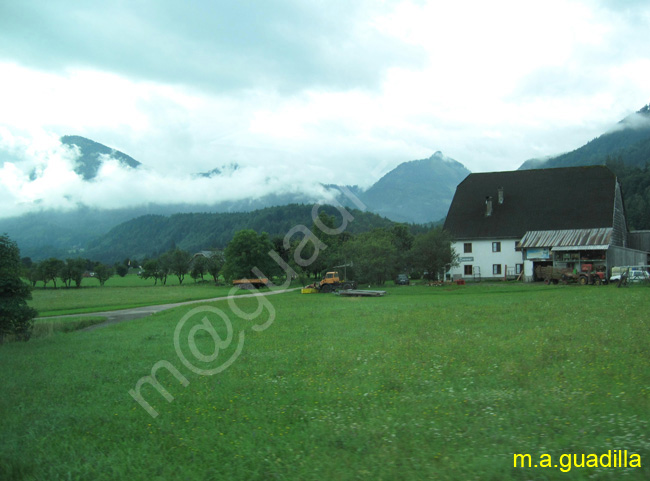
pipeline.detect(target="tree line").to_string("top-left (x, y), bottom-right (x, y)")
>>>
top-left (209, 212), bottom-right (458, 286)
top-left (22, 257), bottom-right (117, 288)
top-left (84, 204), bottom-right (398, 264)
top-left (17, 213), bottom-right (457, 290)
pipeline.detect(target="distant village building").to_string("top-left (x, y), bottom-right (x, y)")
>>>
top-left (443, 166), bottom-right (649, 281)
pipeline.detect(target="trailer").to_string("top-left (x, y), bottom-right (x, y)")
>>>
top-left (535, 265), bottom-right (605, 285)
top-left (338, 289), bottom-right (387, 297)
top-left (232, 278), bottom-right (269, 289)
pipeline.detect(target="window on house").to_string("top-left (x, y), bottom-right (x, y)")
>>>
top-left (516, 264), bottom-right (523, 274)
top-left (464, 243), bottom-right (472, 253)
top-left (492, 242), bottom-right (501, 252)
top-left (493, 264), bottom-right (502, 275)
top-left (464, 265), bottom-right (473, 276)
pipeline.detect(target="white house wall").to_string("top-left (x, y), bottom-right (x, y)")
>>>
top-left (451, 240), bottom-right (523, 280)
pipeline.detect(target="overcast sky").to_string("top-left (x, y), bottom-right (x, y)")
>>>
top-left (1, 0), bottom-right (649, 217)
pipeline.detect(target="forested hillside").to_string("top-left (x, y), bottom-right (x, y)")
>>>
top-left (85, 204), bottom-right (398, 263)
top-left (606, 158), bottom-right (650, 230)
top-left (519, 105), bottom-right (650, 171)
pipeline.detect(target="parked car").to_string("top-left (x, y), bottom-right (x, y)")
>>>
top-left (395, 274), bottom-right (410, 285)
top-left (610, 266), bottom-right (650, 283)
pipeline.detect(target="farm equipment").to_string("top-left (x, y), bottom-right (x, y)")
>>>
top-left (577, 263), bottom-right (607, 285)
top-left (536, 266), bottom-right (570, 284)
top-left (338, 289), bottom-right (386, 297)
top-left (302, 270), bottom-right (357, 293)
top-left (535, 264), bottom-right (606, 285)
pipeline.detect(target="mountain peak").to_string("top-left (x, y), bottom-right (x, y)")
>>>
top-left (425, 150), bottom-right (466, 167)
top-left (360, 152), bottom-right (471, 223)
top-left (61, 135), bottom-right (141, 180)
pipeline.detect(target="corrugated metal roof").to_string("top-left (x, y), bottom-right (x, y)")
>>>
top-left (551, 245), bottom-right (609, 251)
top-left (520, 228), bottom-right (612, 248)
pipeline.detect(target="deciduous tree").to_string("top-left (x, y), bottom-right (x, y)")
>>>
top-left (409, 228), bottom-right (458, 281)
top-left (115, 263), bottom-right (129, 277)
top-left (93, 263), bottom-right (114, 287)
top-left (140, 259), bottom-right (161, 285)
top-left (343, 228), bottom-right (399, 285)
top-left (40, 258), bottom-right (64, 288)
top-left (0, 235), bottom-right (37, 343)
top-left (223, 230), bottom-right (274, 281)
top-left (25, 262), bottom-right (43, 288)
top-left (60, 258), bottom-right (87, 288)
top-left (205, 251), bottom-right (225, 285)
top-left (168, 248), bottom-right (192, 284)
top-left (190, 255), bottom-right (208, 282)
top-left (157, 252), bottom-right (172, 285)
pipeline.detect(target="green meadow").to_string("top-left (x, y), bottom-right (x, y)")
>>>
top-left (2, 283), bottom-right (649, 480)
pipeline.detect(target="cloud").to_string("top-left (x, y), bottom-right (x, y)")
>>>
top-left (1, 0), bottom-right (650, 218)
top-left (607, 109), bottom-right (650, 133)
top-left (0, 1), bottom-right (424, 93)
top-left (0, 131), bottom-right (339, 218)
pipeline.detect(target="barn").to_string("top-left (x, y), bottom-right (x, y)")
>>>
top-left (443, 166), bottom-right (649, 281)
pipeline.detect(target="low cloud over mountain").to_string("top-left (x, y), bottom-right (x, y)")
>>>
top-left (0, 132), bottom-right (338, 218)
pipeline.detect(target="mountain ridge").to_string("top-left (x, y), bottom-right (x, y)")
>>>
top-left (519, 104), bottom-right (650, 170)
top-left (13, 98), bottom-right (649, 263)
top-left (1, 138), bottom-right (471, 260)
top-left (84, 204), bottom-right (398, 263)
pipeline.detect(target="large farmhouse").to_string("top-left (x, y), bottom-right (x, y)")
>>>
top-left (443, 166), bottom-right (649, 281)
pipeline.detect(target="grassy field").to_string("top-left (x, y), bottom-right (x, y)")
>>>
top-left (1, 283), bottom-right (649, 480)
top-left (28, 274), bottom-right (266, 317)
top-left (31, 316), bottom-right (108, 338)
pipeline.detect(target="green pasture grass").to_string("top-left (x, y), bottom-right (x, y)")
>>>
top-left (1, 283), bottom-right (649, 480)
top-left (31, 316), bottom-right (107, 338)
top-left (2, 317), bottom-right (107, 342)
top-left (28, 274), bottom-right (294, 317)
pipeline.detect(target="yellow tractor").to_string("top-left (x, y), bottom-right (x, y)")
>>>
top-left (303, 270), bottom-right (356, 293)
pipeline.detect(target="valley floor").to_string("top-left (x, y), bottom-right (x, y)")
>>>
top-left (3, 283), bottom-right (649, 480)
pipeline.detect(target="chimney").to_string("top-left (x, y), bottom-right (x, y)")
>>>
top-left (497, 187), bottom-right (504, 205)
top-left (485, 196), bottom-right (493, 217)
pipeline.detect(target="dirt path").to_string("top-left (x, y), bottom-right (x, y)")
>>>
top-left (38, 288), bottom-right (301, 331)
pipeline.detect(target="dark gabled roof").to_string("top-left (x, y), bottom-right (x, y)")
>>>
top-left (443, 166), bottom-right (617, 239)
